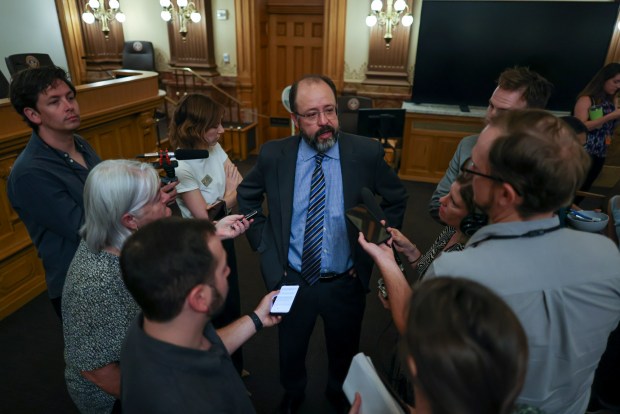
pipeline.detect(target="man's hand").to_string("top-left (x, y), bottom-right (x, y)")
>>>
top-left (253, 290), bottom-right (283, 328)
top-left (214, 214), bottom-right (251, 240)
top-left (160, 181), bottom-right (179, 205)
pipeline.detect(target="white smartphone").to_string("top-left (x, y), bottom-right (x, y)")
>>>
top-left (270, 285), bottom-right (300, 315)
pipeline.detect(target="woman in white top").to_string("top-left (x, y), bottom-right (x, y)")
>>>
top-left (168, 93), bottom-right (244, 372)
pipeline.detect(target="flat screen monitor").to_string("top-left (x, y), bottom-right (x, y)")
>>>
top-left (411, 0), bottom-right (619, 112)
top-left (356, 108), bottom-right (406, 140)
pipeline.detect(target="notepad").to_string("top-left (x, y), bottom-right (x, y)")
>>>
top-left (343, 353), bottom-right (405, 414)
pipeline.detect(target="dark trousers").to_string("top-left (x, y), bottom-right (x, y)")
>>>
top-left (278, 268), bottom-right (366, 398)
top-left (212, 238), bottom-right (243, 373)
top-left (591, 320), bottom-right (620, 406)
top-left (51, 296), bottom-right (62, 320)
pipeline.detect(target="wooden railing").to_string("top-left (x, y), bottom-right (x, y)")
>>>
top-left (161, 67), bottom-right (261, 160)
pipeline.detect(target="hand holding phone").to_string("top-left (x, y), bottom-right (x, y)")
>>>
top-left (270, 285), bottom-right (299, 315)
top-left (242, 210), bottom-right (258, 221)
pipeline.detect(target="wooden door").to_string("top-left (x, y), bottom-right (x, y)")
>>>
top-left (266, 9), bottom-right (323, 142)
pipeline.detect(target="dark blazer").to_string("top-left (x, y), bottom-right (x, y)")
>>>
top-left (237, 133), bottom-right (408, 291)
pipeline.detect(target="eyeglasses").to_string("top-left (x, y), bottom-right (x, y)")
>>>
top-left (295, 106), bottom-right (338, 123)
top-left (460, 157), bottom-right (521, 196)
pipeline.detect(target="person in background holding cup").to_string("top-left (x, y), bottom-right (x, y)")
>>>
top-left (574, 63), bottom-right (620, 195)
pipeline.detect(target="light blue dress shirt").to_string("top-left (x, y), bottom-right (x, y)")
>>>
top-left (288, 138), bottom-right (353, 274)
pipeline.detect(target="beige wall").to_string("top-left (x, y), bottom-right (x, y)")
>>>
top-left (0, 0), bottom-right (69, 80)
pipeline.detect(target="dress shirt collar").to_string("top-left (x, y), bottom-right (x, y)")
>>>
top-left (298, 134), bottom-right (341, 162)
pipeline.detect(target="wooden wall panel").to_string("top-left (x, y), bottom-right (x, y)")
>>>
top-left (267, 12), bottom-right (324, 141)
top-left (167, 0), bottom-right (218, 75)
top-left (399, 112), bottom-right (484, 182)
top-left (364, 0), bottom-right (413, 86)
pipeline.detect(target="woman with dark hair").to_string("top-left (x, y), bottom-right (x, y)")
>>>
top-left (574, 63), bottom-right (620, 193)
top-left (387, 174), bottom-right (477, 281)
top-left (168, 93), bottom-right (245, 372)
top-left (350, 277), bottom-right (534, 414)
top-left (404, 277), bottom-right (529, 414)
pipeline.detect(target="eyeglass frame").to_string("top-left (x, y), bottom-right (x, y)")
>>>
top-left (460, 157), bottom-right (522, 196)
top-left (294, 105), bottom-right (338, 123)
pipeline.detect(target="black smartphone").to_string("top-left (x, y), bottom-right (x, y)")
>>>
top-left (346, 205), bottom-right (391, 244)
top-left (207, 200), bottom-right (227, 221)
top-left (243, 210), bottom-right (258, 220)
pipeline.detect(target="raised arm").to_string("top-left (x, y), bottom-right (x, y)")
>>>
top-left (357, 233), bottom-right (412, 334)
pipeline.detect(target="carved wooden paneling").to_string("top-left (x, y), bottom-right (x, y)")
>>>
top-left (77, 0), bottom-right (124, 62)
top-left (0, 245), bottom-right (46, 319)
top-left (364, 0), bottom-right (413, 86)
top-left (606, 12), bottom-right (620, 64)
top-left (399, 112), bottom-right (484, 182)
top-left (267, 11), bottom-right (324, 141)
top-left (322, 0), bottom-right (346, 91)
top-left (55, 0), bottom-right (88, 84)
top-left (167, 0), bottom-right (218, 76)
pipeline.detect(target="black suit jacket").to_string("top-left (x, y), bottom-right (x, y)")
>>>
top-left (237, 133), bottom-right (408, 291)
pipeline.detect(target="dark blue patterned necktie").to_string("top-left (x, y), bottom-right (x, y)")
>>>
top-left (301, 153), bottom-right (326, 285)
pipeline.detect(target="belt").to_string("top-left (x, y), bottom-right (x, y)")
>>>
top-left (286, 265), bottom-right (351, 282)
top-left (319, 269), bottom-right (351, 282)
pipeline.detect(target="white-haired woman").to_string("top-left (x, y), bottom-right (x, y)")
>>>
top-left (61, 159), bottom-right (248, 414)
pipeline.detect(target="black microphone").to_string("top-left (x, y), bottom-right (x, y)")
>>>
top-left (361, 187), bottom-right (406, 273)
top-left (135, 149), bottom-right (210, 160)
top-left (361, 187), bottom-right (386, 223)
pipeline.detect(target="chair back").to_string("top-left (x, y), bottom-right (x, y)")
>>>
top-left (122, 41), bottom-right (156, 71)
top-left (5, 54), bottom-right (55, 77)
top-left (0, 70), bottom-right (9, 99)
top-left (337, 96), bottom-right (373, 134)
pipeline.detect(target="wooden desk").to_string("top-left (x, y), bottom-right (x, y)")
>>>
top-left (398, 103), bottom-right (485, 183)
top-left (0, 70), bottom-right (163, 319)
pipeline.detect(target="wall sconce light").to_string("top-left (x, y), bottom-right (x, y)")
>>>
top-left (81, 0), bottom-right (126, 40)
top-left (366, 0), bottom-right (413, 48)
top-left (160, 0), bottom-right (202, 41)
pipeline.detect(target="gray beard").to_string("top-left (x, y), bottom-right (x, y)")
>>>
top-left (301, 129), bottom-right (338, 153)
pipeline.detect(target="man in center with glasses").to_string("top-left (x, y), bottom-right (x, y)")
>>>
top-left (238, 74), bottom-right (407, 413)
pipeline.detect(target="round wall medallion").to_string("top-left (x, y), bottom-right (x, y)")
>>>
top-left (347, 98), bottom-right (360, 111)
top-left (25, 55), bottom-right (40, 69)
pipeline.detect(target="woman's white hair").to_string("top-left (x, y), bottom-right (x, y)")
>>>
top-left (80, 159), bottom-right (160, 252)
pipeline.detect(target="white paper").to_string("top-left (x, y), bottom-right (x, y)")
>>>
top-left (343, 352), bottom-right (405, 414)
top-left (270, 285), bottom-right (299, 314)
